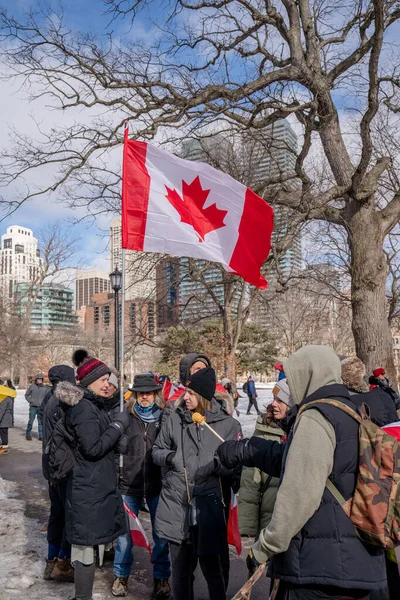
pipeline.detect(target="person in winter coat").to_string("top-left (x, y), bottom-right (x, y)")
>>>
top-left (369, 366), bottom-right (399, 409)
top-left (238, 404), bottom-right (285, 538)
top-left (152, 367), bottom-right (242, 600)
top-left (112, 374), bottom-right (171, 599)
top-left (41, 365), bottom-right (77, 583)
top-left (0, 379), bottom-right (15, 455)
top-left (244, 376), bottom-right (261, 415)
top-left (342, 357), bottom-right (398, 426)
top-left (217, 345), bottom-right (386, 600)
top-left (25, 373), bottom-right (48, 440)
top-left (60, 350), bottom-right (130, 600)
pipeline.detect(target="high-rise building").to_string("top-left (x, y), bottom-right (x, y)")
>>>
top-left (15, 282), bottom-right (78, 330)
top-left (156, 256), bottom-right (226, 327)
top-left (110, 217), bottom-right (157, 301)
top-left (76, 269), bottom-right (110, 310)
top-left (0, 226), bottom-right (42, 298)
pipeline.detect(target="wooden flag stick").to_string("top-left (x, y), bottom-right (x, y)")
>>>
top-left (231, 564), bottom-right (266, 600)
top-left (192, 412), bottom-right (225, 442)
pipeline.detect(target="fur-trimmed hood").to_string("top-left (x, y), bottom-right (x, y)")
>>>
top-left (215, 389), bottom-right (234, 415)
top-left (341, 356), bottom-right (368, 393)
top-left (54, 381), bottom-right (84, 407)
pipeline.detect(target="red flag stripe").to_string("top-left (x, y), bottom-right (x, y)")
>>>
top-left (122, 136), bottom-right (149, 250)
top-left (229, 188), bottom-right (273, 290)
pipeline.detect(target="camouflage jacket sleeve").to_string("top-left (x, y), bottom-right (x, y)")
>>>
top-left (252, 409), bottom-right (335, 563)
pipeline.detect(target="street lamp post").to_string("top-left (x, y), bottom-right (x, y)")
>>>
top-left (110, 266), bottom-right (122, 370)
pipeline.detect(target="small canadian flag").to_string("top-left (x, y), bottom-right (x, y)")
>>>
top-left (122, 132), bottom-right (274, 289)
top-left (162, 380), bottom-right (186, 403)
top-left (124, 502), bottom-right (152, 558)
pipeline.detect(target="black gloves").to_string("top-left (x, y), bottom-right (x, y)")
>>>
top-left (216, 439), bottom-right (248, 469)
top-left (166, 452), bottom-right (176, 467)
top-left (246, 548), bottom-right (261, 577)
top-left (111, 409), bottom-right (131, 434)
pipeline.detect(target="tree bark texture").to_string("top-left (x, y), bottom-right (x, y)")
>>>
top-left (348, 206), bottom-right (396, 384)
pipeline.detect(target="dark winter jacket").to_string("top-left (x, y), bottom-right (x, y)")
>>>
top-left (238, 417), bottom-right (284, 536)
top-left (0, 396), bottom-right (14, 428)
top-left (368, 376), bottom-right (399, 408)
top-left (25, 382), bottom-right (49, 407)
top-left (179, 352), bottom-right (211, 385)
top-left (352, 387), bottom-right (398, 427)
top-left (59, 381), bottom-right (127, 546)
top-left (41, 366), bottom-right (76, 480)
top-left (152, 397), bottom-right (241, 544)
top-left (118, 399), bottom-right (162, 498)
top-left (271, 385), bottom-right (385, 590)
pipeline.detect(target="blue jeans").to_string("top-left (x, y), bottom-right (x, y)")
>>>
top-left (114, 495), bottom-right (171, 579)
top-left (26, 406), bottom-right (42, 437)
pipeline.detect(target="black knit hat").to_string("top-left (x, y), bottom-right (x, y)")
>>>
top-left (187, 367), bottom-right (216, 401)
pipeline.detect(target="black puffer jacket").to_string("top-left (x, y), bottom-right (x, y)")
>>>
top-left (152, 397), bottom-right (241, 544)
top-left (60, 382), bottom-right (127, 546)
top-left (369, 376), bottom-right (399, 408)
top-left (118, 400), bottom-right (162, 498)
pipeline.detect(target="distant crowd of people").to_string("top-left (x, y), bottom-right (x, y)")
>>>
top-left (1, 352), bottom-right (400, 600)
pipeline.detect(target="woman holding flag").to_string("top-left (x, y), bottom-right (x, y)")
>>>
top-left (152, 366), bottom-right (241, 600)
top-left (112, 373), bottom-right (171, 599)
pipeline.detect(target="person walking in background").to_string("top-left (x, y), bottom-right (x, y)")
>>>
top-left (25, 373), bottom-right (48, 441)
top-left (153, 367), bottom-right (241, 600)
top-left (41, 365), bottom-right (77, 583)
top-left (0, 379), bottom-right (15, 455)
top-left (244, 376), bottom-right (260, 415)
top-left (112, 373), bottom-right (171, 599)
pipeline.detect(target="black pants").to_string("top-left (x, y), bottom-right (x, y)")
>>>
top-left (170, 540), bottom-right (226, 600)
top-left (275, 581), bottom-right (369, 600)
top-left (247, 395), bottom-right (260, 414)
top-left (47, 481), bottom-right (70, 552)
top-left (0, 427), bottom-right (8, 445)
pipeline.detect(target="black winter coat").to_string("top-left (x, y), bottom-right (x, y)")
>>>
top-left (59, 382), bottom-right (127, 546)
top-left (118, 403), bottom-right (162, 498)
top-left (153, 397), bottom-right (241, 544)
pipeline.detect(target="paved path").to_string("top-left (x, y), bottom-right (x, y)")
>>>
top-left (0, 428), bottom-right (268, 600)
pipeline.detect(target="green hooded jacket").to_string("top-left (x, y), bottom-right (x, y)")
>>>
top-left (239, 416), bottom-right (285, 536)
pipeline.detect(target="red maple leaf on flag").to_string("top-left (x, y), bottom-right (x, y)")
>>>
top-left (165, 176), bottom-right (227, 242)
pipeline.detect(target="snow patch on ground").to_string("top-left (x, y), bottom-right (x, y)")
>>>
top-left (0, 477), bottom-right (43, 599)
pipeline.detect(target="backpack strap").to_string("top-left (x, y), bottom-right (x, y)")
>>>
top-left (325, 478), bottom-right (347, 507)
top-left (297, 399), bottom-right (366, 424)
top-left (297, 398), bottom-right (368, 511)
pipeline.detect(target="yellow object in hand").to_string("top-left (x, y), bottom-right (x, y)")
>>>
top-left (192, 412), bottom-right (206, 424)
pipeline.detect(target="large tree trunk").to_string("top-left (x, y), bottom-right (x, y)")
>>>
top-left (349, 206), bottom-right (396, 385)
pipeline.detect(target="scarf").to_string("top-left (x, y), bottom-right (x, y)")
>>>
top-left (134, 402), bottom-right (163, 423)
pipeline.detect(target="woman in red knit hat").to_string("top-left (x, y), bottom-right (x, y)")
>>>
top-left (59, 349), bottom-right (130, 600)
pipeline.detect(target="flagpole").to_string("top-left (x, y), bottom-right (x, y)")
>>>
top-left (120, 247), bottom-right (126, 414)
top-left (119, 121), bottom-right (128, 476)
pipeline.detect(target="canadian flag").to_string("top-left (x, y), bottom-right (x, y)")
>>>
top-left (124, 502), bottom-right (152, 558)
top-left (162, 379), bottom-right (186, 403)
top-left (122, 133), bottom-right (274, 289)
top-left (227, 490), bottom-right (242, 556)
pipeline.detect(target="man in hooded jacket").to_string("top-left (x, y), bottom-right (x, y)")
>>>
top-left (217, 345), bottom-right (386, 600)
